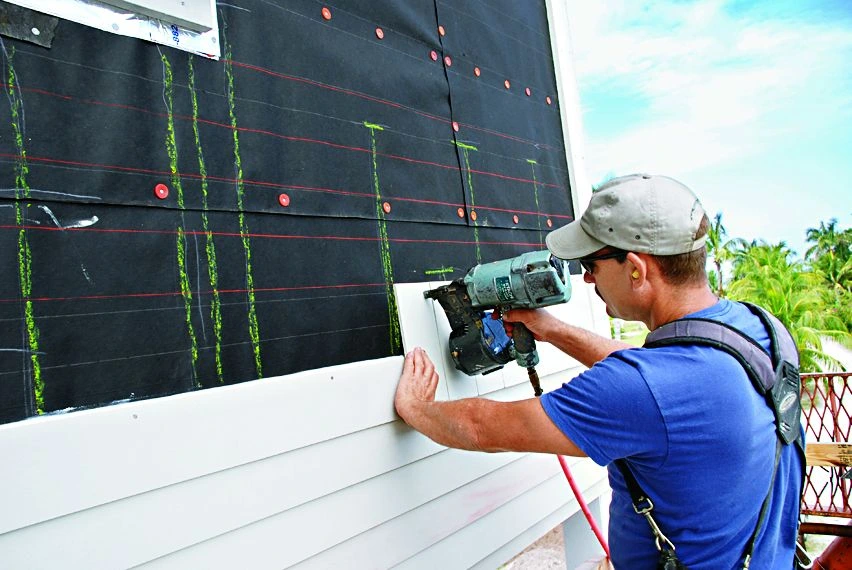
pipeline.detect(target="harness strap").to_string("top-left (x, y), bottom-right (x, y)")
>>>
top-left (645, 318), bottom-right (775, 392)
top-left (742, 439), bottom-right (783, 569)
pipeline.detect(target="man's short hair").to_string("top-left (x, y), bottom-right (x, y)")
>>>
top-left (652, 214), bottom-right (710, 286)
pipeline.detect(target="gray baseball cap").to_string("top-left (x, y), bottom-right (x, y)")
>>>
top-left (546, 174), bottom-right (707, 259)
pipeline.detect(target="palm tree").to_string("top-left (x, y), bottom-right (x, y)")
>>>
top-left (706, 213), bottom-right (727, 296)
top-left (805, 219), bottom-right (852, 332)
top-left (705, 212), bottom-right (744, 297)
top-left (805, 219), bottom-right (850, 263)
top-left (727, 241), bottom-right (850, 372)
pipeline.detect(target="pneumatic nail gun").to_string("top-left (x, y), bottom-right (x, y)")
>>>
top-left (424, 250), bottom-right (571, 396)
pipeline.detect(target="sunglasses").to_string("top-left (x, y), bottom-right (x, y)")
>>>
top-left (578, 249), bottom-right (628, 274)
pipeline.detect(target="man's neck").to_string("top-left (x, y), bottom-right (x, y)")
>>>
top-left (645, 284), bottom-right (719, 331)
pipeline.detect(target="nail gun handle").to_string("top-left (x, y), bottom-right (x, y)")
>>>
top-left (511, 323), bottom-right (540, 369)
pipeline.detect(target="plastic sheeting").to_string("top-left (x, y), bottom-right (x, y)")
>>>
top-left (0, 0), bottom-right (574, 423)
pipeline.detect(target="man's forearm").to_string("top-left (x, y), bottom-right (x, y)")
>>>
top-left (396, 394), bottom-right (587, 456)
top-left (543, 320), bottom-right (633, 368)
top-left (396, 397), bottom-right (494, 452)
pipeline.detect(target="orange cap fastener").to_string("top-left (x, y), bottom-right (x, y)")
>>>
top-left (154, 183), bottom-right (169, 199)
top-left (278, 193), bottom-right (290, 207)
top-left (321, 7), bottom-right (332, 20)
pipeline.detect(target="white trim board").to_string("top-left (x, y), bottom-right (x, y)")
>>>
top-left (7, 0), bottom-right (220, 58)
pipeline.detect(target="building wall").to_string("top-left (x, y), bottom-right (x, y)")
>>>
top-left (0, 2), bottom-right (612, 566)
top-left (0, 273), bottom-right (609, 568)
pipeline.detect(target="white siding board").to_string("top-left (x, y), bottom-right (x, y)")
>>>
top-left (138, 449), bottom-right (525, 569)
top-left (292, 453), bottom-right (569, 570)
top-left (0, 355), bottom-right (403, 535)
top-left (395, 282), bottom-right (451, 401)
top-left (0, 421), bottom-right (445, 569)
top-left (470, 472), bottom-right (610, 570)
top-left (0, 342), bottom-right (603, 570)
top-left (438, 461), bottom-right (607, 570)
top-left (395, 281), bottom-right (485, 401)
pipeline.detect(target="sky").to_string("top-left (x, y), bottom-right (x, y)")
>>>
top-left (564, 0), bottom-right (852, 258)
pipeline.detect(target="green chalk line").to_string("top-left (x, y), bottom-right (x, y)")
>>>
top-left (225, 40), bottom-right (263, 378)
top-left (528, 161), bottom-right (543, 246)
top-left (189, 56), bottom-right (224, 383)
top-left (424, 267), bottom-right (455, 276)
top-left (452, 140), bottom-right (478, 151)
top-left (7, 49), bottom-right (43, 414)
top-left (365, 123), bottom-right (401, 353)
top-left (460, 147), bottom-right (481, 263)
top-left (161, 53), bottom-right (199, 383)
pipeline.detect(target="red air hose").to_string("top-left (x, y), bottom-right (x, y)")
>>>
top-left (530, 378), bottom-right (610, 559)
top-left (557, 454), bottom-right (611, 560)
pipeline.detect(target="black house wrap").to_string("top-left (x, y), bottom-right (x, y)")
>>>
top-left (0, 0), bottom-right (574, 424)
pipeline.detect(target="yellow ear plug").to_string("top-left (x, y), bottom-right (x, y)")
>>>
top-left (632, 270), bottom-right (639, 279)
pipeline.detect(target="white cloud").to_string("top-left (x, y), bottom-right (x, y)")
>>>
top-left (564, 0), bottom-right (852, 252)
top-left (568, 1), bottom-right (852, 171)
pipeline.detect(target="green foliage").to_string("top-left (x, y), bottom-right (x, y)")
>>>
top-left (804, 218), bottom-right (852, 294)
top-left (804, 219), bottom-right (852, 332)
top-left (723, 238), bottom-right (851, 372)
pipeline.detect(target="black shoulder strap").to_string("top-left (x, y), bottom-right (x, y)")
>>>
top-left (643, 302), bottom-right (803, 447)
top-left (739, 301), bottom-right (800, 370)
top-left (644, 317), bottom-right (776, 393)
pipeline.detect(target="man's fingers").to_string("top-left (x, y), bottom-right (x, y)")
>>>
top-left (413, 347), bottom-right (427, 376)
top-left (402, 349), bottom-right (415, 376)
top-left (406, 347), bottom-right (432, 379)
top-left (420, 349), bottom-right (434, 376)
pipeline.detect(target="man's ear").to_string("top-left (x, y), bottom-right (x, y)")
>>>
top-left (625, 252), bottom-right (647, 287)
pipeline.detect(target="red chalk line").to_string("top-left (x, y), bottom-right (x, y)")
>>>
top-left (0, 152), bottom-right (574, 220)
top-left (0, 83), bottom-right (565, 190)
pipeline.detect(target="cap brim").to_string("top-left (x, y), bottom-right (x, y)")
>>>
top-left (545, 220), bottom-right (607, 259)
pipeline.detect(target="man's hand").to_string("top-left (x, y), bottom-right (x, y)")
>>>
top-left (498, 307), bottom-right (633, 368)
top-left (392, 346), bottom-right (586, 456)
top-left (498, 308), bottom-right (560, 342)
top-left (394, 347), bottom-right (439, 421)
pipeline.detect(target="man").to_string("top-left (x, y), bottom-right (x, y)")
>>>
top-left (394, 174), bottom-right (803, 569)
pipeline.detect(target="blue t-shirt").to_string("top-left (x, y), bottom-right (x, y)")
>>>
top-left (541, 300), bottom-right (803, 569)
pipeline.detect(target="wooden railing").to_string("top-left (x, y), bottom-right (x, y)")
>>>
top-left (800, 371), bottom-right (852, 536)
